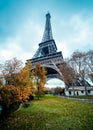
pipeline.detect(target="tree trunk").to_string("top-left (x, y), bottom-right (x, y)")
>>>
top-left (37, 85), bottom-right (40, 100)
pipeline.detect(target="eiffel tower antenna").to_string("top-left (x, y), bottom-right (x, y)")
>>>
top-left (41, 12), bottom-right (53, 42)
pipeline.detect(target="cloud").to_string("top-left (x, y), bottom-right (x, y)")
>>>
top-left (59, 13), bottom-right (93, 58)
top-left (70, 14), bottom-right (93, 43)
top-left (45, 78), bottom-right (65, 88)
top-left (0, 18), bottom-right (44, 64)
top-left (0, 12), bottom-right (93, 64)
top-left (0, 37), bottom-right (32, 64)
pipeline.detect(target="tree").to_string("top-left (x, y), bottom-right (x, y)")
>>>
top-left (69, 50), bottom-right (92, 95)
top-left (70, 51), bottom-right (85, 74)
top-left (53, 87), bottom-right (65, 96)
top-left (15, 61), bottom-right (34, 102)
top-left (89, 73), bottom-right (93, 83)
top-left (31, 63), bottom-right (47, 99)
top-left (58, 62), bottom-right (76, 86)
top-left (0, 79), bottom-right (3, 87)
top-left (0, 58), bottom-right (34, 105)
top-left (58, 61), bottom-right (77, 96)
top-left (1, 57), bottom-right (23, 85)
top-left (85, 50), bottom-right (93, 72)
top-left (0, 85), bottom-right (19, 105)
top-left (85, 50), bottom-right (93, 84)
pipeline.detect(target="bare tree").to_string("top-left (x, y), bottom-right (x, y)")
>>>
top-left (85, 50), bottom-right (93, 83)
top-left (1, 57), bottom-right (23, 85)
top-left (58, 61), bottom-right (77, 95)
top-left (69, 50), bottom-right (92, 95)
top-left (53, 87), bottom-right (65, 96)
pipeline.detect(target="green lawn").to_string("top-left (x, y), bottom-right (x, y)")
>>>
top-left (0, 95), bottom-right (93, 130)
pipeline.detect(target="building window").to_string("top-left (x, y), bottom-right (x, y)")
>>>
top-left (77, 91), bottom-right (79, 96)
top-left (69, 91), bottom-right (71, 95)
top-left (88, 90), bottom-right (91, 93)
top-left (81, 90), bottom-right (84, 93)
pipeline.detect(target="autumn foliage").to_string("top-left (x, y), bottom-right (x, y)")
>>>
top-left (0, 58), bottom-right (33, 105)
top-left (31, 62), bottom-right (47, 99)
top-left (0, 85), bottom-right (19, 105)
top-left (0, 58), bottom-right (47, 106)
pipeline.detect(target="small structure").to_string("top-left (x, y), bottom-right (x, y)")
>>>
top-left (65, 86), bottom-right (93, 96)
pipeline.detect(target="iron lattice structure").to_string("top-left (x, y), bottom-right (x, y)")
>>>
top-left (27, 12), bottom-right (91, 88)
top-left (27, 13), bottom-right (63, 80)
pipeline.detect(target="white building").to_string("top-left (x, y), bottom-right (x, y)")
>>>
top-left (65, 86), bottom-right (93, 96)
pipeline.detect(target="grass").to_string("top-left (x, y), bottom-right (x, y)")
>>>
top-left (0, 94), bottom-right (93, 130)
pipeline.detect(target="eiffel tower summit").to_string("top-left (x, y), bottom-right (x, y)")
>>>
top-left (27, 12), bottom-right (63, 80)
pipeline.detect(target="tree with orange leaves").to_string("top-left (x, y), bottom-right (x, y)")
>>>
top-left (15, 61), bottom-right (34, 102)
top-left (0, 58), bottom-right (34, 105)
top-left (32, 62), bottom-right (47, 100)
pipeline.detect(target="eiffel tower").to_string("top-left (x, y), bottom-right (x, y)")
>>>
top-left (27, 12), bottom-right (63, 80)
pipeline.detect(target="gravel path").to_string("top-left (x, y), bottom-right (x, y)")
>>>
top-left (59, 96), bottom-right (93, 104)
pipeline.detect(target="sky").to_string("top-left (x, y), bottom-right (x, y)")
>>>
top-left (0, 0), bottom-right (93, 87)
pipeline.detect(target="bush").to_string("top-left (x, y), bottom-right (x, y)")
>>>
top-left (0, 85), bottom-right (19, 105)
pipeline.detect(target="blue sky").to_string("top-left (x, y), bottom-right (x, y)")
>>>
top-left (0, 0), bottom-right (93, 64)
top-left (0, 0), bottom-right (93, 87)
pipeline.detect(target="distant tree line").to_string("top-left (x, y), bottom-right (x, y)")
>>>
top-left (45, 87), bottom-right (65, 96)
